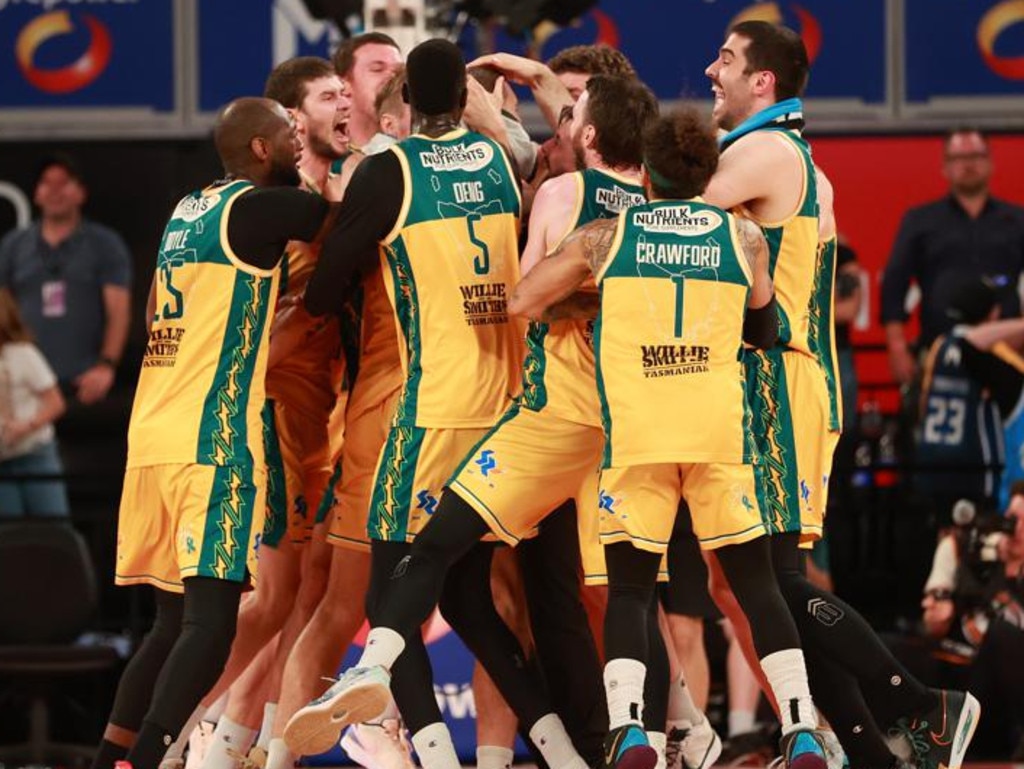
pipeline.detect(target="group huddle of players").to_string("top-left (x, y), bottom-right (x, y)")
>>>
top-left (93, 21), bottom-right (982, 769)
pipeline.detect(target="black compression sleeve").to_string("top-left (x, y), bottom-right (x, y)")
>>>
top-left (306, 151), bottom-right (404, 316)
top-left (227, 187), bottom-right (330, 271)
top-left (744, 294), bottom-right (779, 349)
top-left (961, 339), bottom-right (1024, 416)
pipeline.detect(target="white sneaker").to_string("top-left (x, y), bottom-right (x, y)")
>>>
top-left (184, 721), bottom-right (216, 769)
top-left (159, 759), bottom-right (184, 769)
top-left (341, 719), bottom-right (416, 769)
top-left (284, 666), bottom-right (392, 757)
top-left (667, 717), bottom-right (723, 769)
top-left (817, 730), bottom-right (847, 769)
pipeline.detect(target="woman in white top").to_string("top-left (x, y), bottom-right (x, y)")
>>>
top-left (0, 288), bottom-right (68, 515)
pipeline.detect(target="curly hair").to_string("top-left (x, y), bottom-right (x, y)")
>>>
top-left (546, 44), bottom-right (636, 78)
top-left (642, 109), bottom-right (719, 200)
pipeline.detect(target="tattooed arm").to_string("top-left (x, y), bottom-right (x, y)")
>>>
top-left (508, 218), bottom-right (617, 321)
top-left (735, 215), bottom-right (778, 349)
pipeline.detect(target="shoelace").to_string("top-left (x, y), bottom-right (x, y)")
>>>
top-left (891, 722), bottom-right (934, 769)
top-left (665, 727), bottom-right (688, 769)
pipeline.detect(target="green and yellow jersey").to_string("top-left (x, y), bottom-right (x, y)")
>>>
top-left (522, 168), bottom-right (645, 426)
top-left (381, 128), bottom-right (522, 428)
top-left (128, 180), bottom-right (280, 470)
top-left (595, 199), bottom-right (754, 467)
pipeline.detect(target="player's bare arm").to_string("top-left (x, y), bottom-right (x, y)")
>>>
top-left (815, 165), bottom-right (836, 241)
top-left (704, 132), bottom-right (803, 222)
top-left (467, 52), bottom-right (573, 131)
top-left (509, 218), bottom-right (616, 321)
top-left (520, 173), bottom-right (579, 277)
top-left (735, 216), bottom-right (773, 309)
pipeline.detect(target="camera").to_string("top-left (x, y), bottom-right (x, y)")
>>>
top-left (948, 499), bottom-right (1020, 617)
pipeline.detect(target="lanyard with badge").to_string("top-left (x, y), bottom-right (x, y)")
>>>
top-left (40, 233), bottom-right (67, 318)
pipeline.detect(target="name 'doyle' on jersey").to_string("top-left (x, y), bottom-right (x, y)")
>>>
top-left (419, 141), bottom-right (495, 173)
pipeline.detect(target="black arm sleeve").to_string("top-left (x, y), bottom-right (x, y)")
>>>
top-left (743, 295), bottom-right (779, 349)
top-left (226, 187), bottom-right (330, 271)
top-left (961, 339), bottom-right (1024, 417)
top-left (305, 151), bottom-right (404, 316)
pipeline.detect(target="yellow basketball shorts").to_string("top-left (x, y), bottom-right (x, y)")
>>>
top-left (261, 399), bottom-right (332, 549)
top-left (743, 348), bottom-right (840, 544)
top-left (116, 463), bottom-right (265, 592)
top-left (326, 388), bottom-right (401, 551)
top-left (366, 422), bottom-right (488, 543)
top-left (450, 404), bottom-right (604, 541)
top-left (598, 462), bottom-right (768, 554)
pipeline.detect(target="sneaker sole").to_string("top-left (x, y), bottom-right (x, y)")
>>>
top-left (284, 680), bottom-right (390, 756)
top-left (946, 692), bottom-right (981, 769)
top-left (617, 745), bottom-right (660, 769)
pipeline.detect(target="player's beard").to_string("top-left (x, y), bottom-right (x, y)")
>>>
top-left (270, 156), bottom-right (302, 187)
top-left (307, 126), bottom-right (345, 161)
top-left (572, 131), bottom-right (586, 171)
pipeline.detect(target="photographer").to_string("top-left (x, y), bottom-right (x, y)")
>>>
top-left (915, 277), bottom-right (1024, 525)
top-left (921, 484), bottom-right (1024, 758)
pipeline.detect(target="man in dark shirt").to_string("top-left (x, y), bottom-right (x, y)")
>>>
top-left (881, 128), bottom-right (1024, 387)
top-left (0, 154), bottom-right (132, 404)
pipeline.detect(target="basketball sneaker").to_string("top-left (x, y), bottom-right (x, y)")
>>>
top-left (183, 720), bottom-right (216, 769)
top-left (605, 724), bottom-right (659, 769)
top-left (665, 716), bottom-right (722, 769)
top-left (341, 719), bottom-right (415, 769)
top-left (284, 666), bottom-right (391, 757)
top-left (779, 729), bottom-right (828, 769)
top-left (890, 689), bottom-right (980, 769)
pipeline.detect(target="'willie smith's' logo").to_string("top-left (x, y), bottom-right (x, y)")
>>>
top-left (640, 344), bottom-right (710, 378)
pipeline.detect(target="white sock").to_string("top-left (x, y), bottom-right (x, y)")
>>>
top-left (256, 703), bottom-right (277, 751)
top-left (265, 738), bottom-right (294, 769)
top-left (604, 658), bottom-right (647, 729)
top-left (666, 674), bottom-right (703, 726)
top-left (410, 722), bottom-right (460, 769)
top-left (728, 710), bottom-right (756, 737)
top-left (201, 716), bottom-right (256, 769)
top-left (358, 627), bottom-right (406, 670)
top-left (164, 705), bottom-right (207, 760)
top-left (758, 649), bottom-right (817, 735)
top-left (529, 713), bottom-right (586, 769)
top-left (649, 731), bottom-right (667, 769)
top-left (476, 745), bottom-right (514, 769)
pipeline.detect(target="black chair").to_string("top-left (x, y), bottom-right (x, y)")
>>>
top-left (0, 520), bottom-right (121, 764)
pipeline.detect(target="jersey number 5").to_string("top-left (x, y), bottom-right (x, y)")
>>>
top-left (156, 254), bottom-right (188, 321)
top-left (467, 213), bottom-right (490, 275)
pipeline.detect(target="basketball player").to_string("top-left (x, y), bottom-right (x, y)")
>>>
top-left (701, 20), bottom-right (979, 769)
top-left (179, 58), bottom-right (352, 769)
top-left (283, 39), bottom-right (590, 769)
top-left (509, 107), bottom-right (831, 769)
top-left (92, 98), bottom-right (331, 769)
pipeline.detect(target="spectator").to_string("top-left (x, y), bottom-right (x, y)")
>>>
top-left (915, 277), bottom-right (1024, 523)
top-left (881, 128), bottom-right (1024, 388)
top-left (0, 153), bottom-right (132, 405)
top-left (0, 288), bottom-right (69, 516)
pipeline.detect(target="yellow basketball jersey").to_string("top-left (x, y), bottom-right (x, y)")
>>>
top-left (128, 180), bottom-right (280, 469)
top-left (595, 200), bottom-right (755, 467)
top-left (266, 239), bottom-right (344, 423)
top-left (522, 168), bottom-right (646, 426)
top-left (741, 129), bottom-right (819, 358)
top-left (381, 128), bottom-right (522, 428)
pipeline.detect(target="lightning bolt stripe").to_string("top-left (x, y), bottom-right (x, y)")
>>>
top-left (809, 237), bottom-right (841, 432)
top-left (592, 283), bottom-right (615, 469)
top-left (198, 464), bottom-right (256, 583)
top-left (261, 400), bottom-right (289, 548)
top-left (743, 349), bottom-right (800, 535)
top-left (520, 322), bottom-right (550, 411)
top-left (196, 271), bottom-right (274, 465)
top-left (367, 425), bottom-right (425, 542)
top-left (383, 241), bottom-right (423, 427)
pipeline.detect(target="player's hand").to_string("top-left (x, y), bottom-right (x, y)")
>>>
top-left (463, 76), bottom-right (507, 141)
top-left (887, 345), bottom-right (917, 385)
top-left (75, 363), bottom-right (115, 405)
top-left (467, 53), bottom-right (547, 87)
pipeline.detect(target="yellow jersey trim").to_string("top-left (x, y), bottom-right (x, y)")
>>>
top-left (746, 132), bottom-right (809, 229)
top-left (217, 186), bottom-right (277, 278)
top-left (382, 145), bottom-right (414, 246)
top-left (410, 127), bottom-right (468, 142)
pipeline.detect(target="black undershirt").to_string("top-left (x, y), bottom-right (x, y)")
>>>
top-left (960, 338), bottom-right (1024, 418)
top-left (226, 186), bottom-right (330, 271)
top-left (306, 152), bottom-right (404, 316)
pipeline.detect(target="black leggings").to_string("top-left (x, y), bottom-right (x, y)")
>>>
top-left (121, 577), bottom-right (244, 769)
top-left (370, 492), bottom-right (554, 733)
top-left (770, 533), bottom-right (936, 731)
